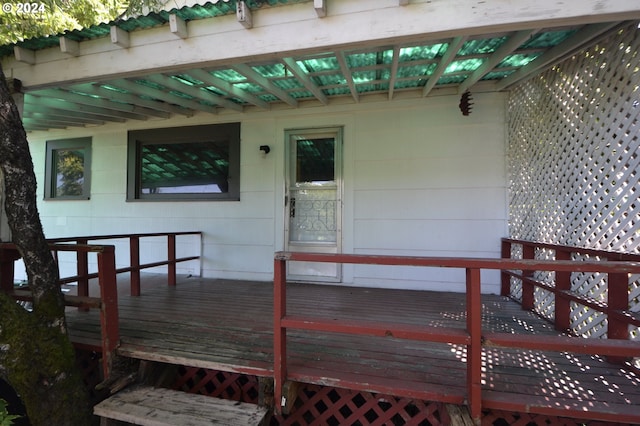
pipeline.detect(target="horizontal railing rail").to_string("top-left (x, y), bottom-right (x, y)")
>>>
top-left (0, 231), bottom-right (202, 379)
top-left (0, 242), bottom-right (119, 379)
top-left (501, 238), bottom-right (640, 346)
top-left (273, 251), bottom-right (640, 423)
top-left (47, 231), bottom-right (202, 297)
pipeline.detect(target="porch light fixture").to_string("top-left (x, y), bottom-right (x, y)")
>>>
top-left (259, 145), bottom-right (271, 154)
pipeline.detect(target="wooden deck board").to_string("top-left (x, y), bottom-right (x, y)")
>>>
top-left (65, 276), bottom-right (640, 423)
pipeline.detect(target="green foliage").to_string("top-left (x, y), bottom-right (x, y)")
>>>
top-left (0, 0), bottom-right (167, 45)
top-left (0, 399), bottom-right (20, 426)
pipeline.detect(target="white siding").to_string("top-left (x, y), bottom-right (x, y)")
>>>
top-left (19, 92), bottom-right (507, 293)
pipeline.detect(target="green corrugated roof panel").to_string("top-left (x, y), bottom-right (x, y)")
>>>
top-left (497, 52), bottom-right (542, 69)
top-left (298, 57), bottom-right (340, 72)
top-left (212, 69), bottom-right (247, 83)
top-left (398, 63), bottom-right (438, 79)
top-left (400, 44), bottom-right (448, 61)
top-left (445, 58), bottom-right (486, 73)
top-left (521, 29), bottom-right (577, 48)
top-left (458, 37), bottom-right (507, 55)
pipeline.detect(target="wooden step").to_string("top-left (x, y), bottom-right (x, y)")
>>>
top-left (94, 386), bottom-right (269, 426)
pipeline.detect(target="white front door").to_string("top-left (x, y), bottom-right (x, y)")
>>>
top-left (284, 127), bottom-right (342, 282)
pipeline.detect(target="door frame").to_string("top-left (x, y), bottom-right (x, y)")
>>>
top-left (283, 126), bottom-right (343, 282)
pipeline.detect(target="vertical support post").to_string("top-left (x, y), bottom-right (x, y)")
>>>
top-left (130, 236), bottom-right (140, 296)
top-left (77, 239), bottom-right (89, 311)
top-left (168, 234), bottom-right (176, 287)
top-left (273, 256), bottom-right (287, 416)
top-left (97, 247), bottom-right (119, 379)
top-left (466, 267), bottom-right (482, 423)
top-left (500, 240), bottom-right (511, 296)
top-left (521, 243), bottom-right (535, 311)
top-left (554, 249), bottom-right (572, 332)
top-left (607, 271), bottom-right (629, 364)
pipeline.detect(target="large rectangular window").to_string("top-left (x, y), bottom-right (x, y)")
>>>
top-left (44, 137), bottom-right (91, 200)
top-left (127, 123), bottom-right (240, 201)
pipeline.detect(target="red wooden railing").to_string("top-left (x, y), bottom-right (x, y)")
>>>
top-left (0, 231), bottom-right (202, 378)
top-left (501, 239), bottom-right (640, 351)
top-left (47, 231), bottom-right (202, 297)
top-left (273, 251), bottom-right (640, 423)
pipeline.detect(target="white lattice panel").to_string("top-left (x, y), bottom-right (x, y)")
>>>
top-left (507, 22), bottom-right (640, 342)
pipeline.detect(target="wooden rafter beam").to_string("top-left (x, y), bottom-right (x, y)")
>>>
top-left (422, 36), bottom-right (467, 97)
top-left (282, 57), bottom-right (328, 105)
top-left (233, 63), bottom-right (298, 107)
top-left (29, 91), bottom-right (148, 121)
top-left (494, 21), bottom-right (619, 91)
top-left (145, 73), bottom-right (243, 112)
top-left (459, 29), bottom-right (537, 93)
top-left (35, 88), bottom-right (155, 120)
top-left (169, 14), bottom-right (188, 39)
top-left (24, 95), bottom-right (127, 122)
top-left (70, 82), bottom-right (186, 117)
top-left (109, 78), bottom-right (215, 114)
top-left (314, 0), bottom-right (326, 17)
top-left (388, 46), bottom-right (401, 100)
top-left (336, 51), bottom-right (358, 102)
top-left (186, 69), bottom-right (270, 110)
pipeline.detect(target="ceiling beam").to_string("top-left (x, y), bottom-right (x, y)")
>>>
top-left (33, 89), bottom-right (152, 120)
top-left (108, 78), bottom-right (216, 114)
top-left (170, 14), bottom-right (188, 39)
top-left (70, 83), bottom-right (183, 117)
top-left (388, 46), bottom-right (401, 100)
top-left (233, 63), bottom-right (298, 107)
top-left (14, 47), bottom-right (35, 65)
top-left (186, 69), bottom-right (270, 110)
top-left (282, 57), bottom-right (328, 105)
top-left (494, 21), bottom-right (619, 91)
top-left (23, 105), bottom-right (107, 124)
top-left (24, 95), bottom-right (128, 122)
top-left (110, 26), bottom-right (130, 48)
top-left (336, 51), bottom-right (358, 103)
top-left (59, 37), bottom-right (80, 56)
top-left (34, 88), bottom-right (161, 120)
top-left (422, 36), bottom-right (467, 97)
top-left (236, 1), bottom-right (252, 29)
top-left (314, 0), bottom-right (327, 18)
top-left (145, 73), bottom-right (243, 112)
top-left (458, 29), bottom-right (536, 93)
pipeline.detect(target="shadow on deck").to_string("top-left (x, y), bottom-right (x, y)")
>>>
top-left (65, 274), bottom-right (640, 425)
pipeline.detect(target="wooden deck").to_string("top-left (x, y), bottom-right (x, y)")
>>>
top-left (65, 275), bottom-right (640, 424)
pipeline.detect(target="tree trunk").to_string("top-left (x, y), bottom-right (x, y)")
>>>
top-left (0, 67), bottom-right (92, 424)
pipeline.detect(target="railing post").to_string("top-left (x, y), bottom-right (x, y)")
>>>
top-left (77, 238), bottom-right (89, 311)
top-left (97, 246), bottom-right (119, 379)
top-left (500, 239), bottom-right (511, 296)
top-left (130, 236), bottom-right (141, 296)
top-left (168, 234), bottom-right (176, 287)
top-left (521, 243), bottom-right (535, 311)
top-left (466, 267), bottom-right (482, 423)
top-left (607, 271), bottom-right (629, 364)
top-left (554, 249), bottom-right (572, 332)
top-left (273, 255), bottom-right (287, 416)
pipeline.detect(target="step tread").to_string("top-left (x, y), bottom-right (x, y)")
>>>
top-left (94, 385), bottom-right (268, 426)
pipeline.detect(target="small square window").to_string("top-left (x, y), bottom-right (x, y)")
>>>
top-left (44, 137), bottom-right (92, 200)
top-left (127, 123), bottom-right (240, 201)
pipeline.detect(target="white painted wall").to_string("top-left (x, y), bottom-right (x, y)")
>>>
top-left (17, 92), bottom-right (507, 293)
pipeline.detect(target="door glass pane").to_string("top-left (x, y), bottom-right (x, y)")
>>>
top-left (289, 137), bottom-right (337, 243)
